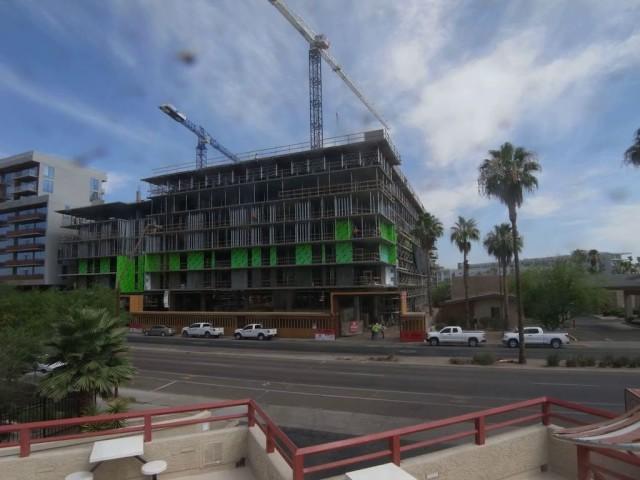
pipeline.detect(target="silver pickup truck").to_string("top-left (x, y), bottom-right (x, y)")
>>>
top-left (234, 323), bottom-right (277, 340)
top-left (426, 326), bottom-right (487, 347)
top-left (502, 327), bottom-right (570, 349)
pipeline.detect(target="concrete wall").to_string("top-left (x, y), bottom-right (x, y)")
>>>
top-left (0, 425), bottom-right (247, 480)
top-left (247, 426), bottom-right (292, 480)
top-left (400, 425), bottom-right (548, 480)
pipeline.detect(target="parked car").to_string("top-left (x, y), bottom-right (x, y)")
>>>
top-left (143, 325), bottom-right (175, 337)
top-left (502, 326), bottom-right (570, 349)
top-left (234, 324), bottom-right (277, 340)
top-left (181, 323), bottom-right (224, 338)
top-left (35, 361), bottom-right (65, 374)
top-left (425, 326), bottom-right (487, 347)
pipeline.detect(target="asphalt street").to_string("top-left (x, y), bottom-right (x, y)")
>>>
top-left (128, 343), bottom-right (634, 421)
top-left (128, 333), bottom-right (640, 360)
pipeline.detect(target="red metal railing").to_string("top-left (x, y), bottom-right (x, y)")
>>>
top-left (0, 396), bottom-right (624, 479)
top-left (289, 397), bottom-right (617, 479)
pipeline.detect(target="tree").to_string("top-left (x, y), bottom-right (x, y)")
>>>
top-left (412, 212), bottom-right (444, 316)
top-left (432, 280), bottom-right (451, 307)
top-left (483, 224), bottom-right (522, 329)
top-left (587, 249), bottom-right (600, 273)
top-left (624, 128), bottom-right (640, 167)
top-left (450, 216), bottom-right (480, 328)
top-left (478, 142), bottom-right (541, 364)
top-left (520, 261), bottom-right (607, 329)
top-left (40, 308), bottom-right (135, 407)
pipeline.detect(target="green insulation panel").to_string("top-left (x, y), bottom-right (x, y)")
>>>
top-left (389, 244), bottom-right (397, 264)
top-left (380, 222), bottom-right (397, 244)
top-left (251, 247), bottom-right (261, 267)
top-left (99, 257), bottom-right (110, 273)
top-left (187, 251), bottom-right (204, 270)
top-left (270, 246), bottom-right (277, 266)
top-left (168, 253), bottom-right (181, 271)
top-left (321, 244), bottom-right (326, 264)
top-left (116, 256), bottom-right (136, 293)
top-left (336, 242), bottom-right (353, 263)
top-left (336, 219), bottom-right (352, 241)
top-left (78, 259), bottom-right (88, 274)
top-left (379, 244), bottom-right (390, 264)
top-left (295, 244), bottom-right (312, 265)
top-left (231, 248), bottom-right (248, 268)
top-left (144, 254), bottom-right (161, 272)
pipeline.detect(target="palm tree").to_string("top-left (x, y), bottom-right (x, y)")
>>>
top-left (624, 129), bottom-right (640, 166)
top-left (40, 308), bottom-right (135, 407)
top-left (478, 142), bottom-right (541, 364)
top-left (483, 224), bottom-right (522, 329)
top-left (450, 216), bottom-right (480, 328)
top-left (412, 212), bottom-right (444, 317)
top-left (587, 249), bottom-right (600, 273)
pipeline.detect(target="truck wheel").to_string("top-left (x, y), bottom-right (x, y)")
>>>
top-left (234, 333), bottom-right (242, 340)
top-left (550, 339), bottom-right (561, 349)
top-left (429, 338), bottom-right (439, 346)
top-left (468, 338), bottom-right (478, 347)
top-left (215, 335), bottom-right (220, 339)
top-left (204, 331), bottom-right (211, 338)
top-left (182, 331), bottom-right (189, 337)
top-left (508, 339), bottom-right (518, 348)
top-left (161, 332), bottom-right (166, 337)
top-left (258, 333), bottom-right (265, 341)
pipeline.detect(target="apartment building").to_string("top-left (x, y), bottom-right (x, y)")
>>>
top-left (0, 152), bottom-right (106, 286)
top-left (59, 130), bottom-right (428, 333)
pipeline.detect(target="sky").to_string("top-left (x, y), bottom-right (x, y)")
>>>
top-left (1, 0), bottom-right (639, 268)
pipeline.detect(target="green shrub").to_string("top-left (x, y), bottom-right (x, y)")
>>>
top-left (565, 357), bottom-right (577, 368)
top-left (472, 352), bottom-right (496, 366)
top-left (577, 355), bottom-right (596, 367)
top-left (546, 354), bottom-right (560, 367)
top-left (612, 356), bottom-right (630, 368)
top-left (598, 355), bottom-right (614, 368)
top-left (629, 357), bottom-right (640, 368)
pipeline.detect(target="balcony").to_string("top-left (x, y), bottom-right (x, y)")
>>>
top-left (0, 258), bottom-right (44, 268)
top-left (6, 228), bottom-right (46, 238)
top-left (13, 169), bottom-right (38, 182)
top-left (14, 184), bottom-right (38, 197)
top-left (0, 273), bottom-right (44, 282)
top-left (2, 243), bottom-right (45, 253)
top-left (7, 212), bottom-right (46, 224)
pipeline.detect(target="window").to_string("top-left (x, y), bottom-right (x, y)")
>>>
top-left (90, 178), bottom-right (100, 192)
top-left (43, 165), bottom-right (55, 178)
top-left (43, 180), bottom-right (54, 193)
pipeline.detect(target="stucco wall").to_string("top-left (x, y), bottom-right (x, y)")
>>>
top-left (0, 425), bottom-right (247, 480)
top-left (400, 425), bottom-right (548, 480)
top-left (247, 426), bottom-right (292, 480)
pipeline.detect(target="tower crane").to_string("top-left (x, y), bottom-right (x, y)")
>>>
top-left (159, 103), bottom-right (239, 168)
top-left (268, 0), bottom-right (389, 149)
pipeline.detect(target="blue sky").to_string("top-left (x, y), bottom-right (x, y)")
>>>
top-left (1, 0), bottom-right (639, 268)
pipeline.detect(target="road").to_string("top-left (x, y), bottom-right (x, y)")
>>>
top-left (128, 333), bottom-right (640, 360)
top-left (128, 343), bottom-right (633, 423)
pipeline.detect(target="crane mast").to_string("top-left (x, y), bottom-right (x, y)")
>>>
top-left (159, 104), bottom-right (239, 168)
top-left (268, 0), bottom-right (389, 150)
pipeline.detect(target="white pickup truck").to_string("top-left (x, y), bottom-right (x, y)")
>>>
top-left (181, 322), bottom-right (224, 338)
top-left (234, 324), bottom-right (277, 340)
top-left (502, 327), bottom-right (570, 349)
top-left (426, 326), bottom-right (487, 347)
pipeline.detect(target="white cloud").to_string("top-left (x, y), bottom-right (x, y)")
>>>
top-left (520, 195), bottom-right (561, 218)
top-left (587, 203), bottom-right (640, 255)
top-left (103, 171), bottom-right (136, 197)
top-left (419, 178), bottom-right (489, 225)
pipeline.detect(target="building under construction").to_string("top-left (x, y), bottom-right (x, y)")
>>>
top-left (59, 130), bottom-right (429, 337)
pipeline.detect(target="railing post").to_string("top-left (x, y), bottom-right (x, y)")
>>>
top-left (542, 401), bottom-right (551, 426)
top-left (266, 424), bottom-right (275, 453)
top-left (143, 414), bottom-right (152, 442)
top-left (292, 452), bottom-right (304, 480)
top-left (247, 402), bottom-right (255, 427)
top-left (475, 416), bottom-right (486, 445)
top-left (389, 435), bottom-right (401, 465)
top-left (19, 428), bottom-right (31, 458)
top-left (577, 446), bottom-right (590, 480)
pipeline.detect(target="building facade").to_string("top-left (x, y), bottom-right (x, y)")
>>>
top-left (59, 130), bottom-right (428, 331)
top-left (0, 152), bottom-right (106, 286)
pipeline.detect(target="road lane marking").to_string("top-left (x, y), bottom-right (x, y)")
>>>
top-left (153, 380), bottom-right (177, 392)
